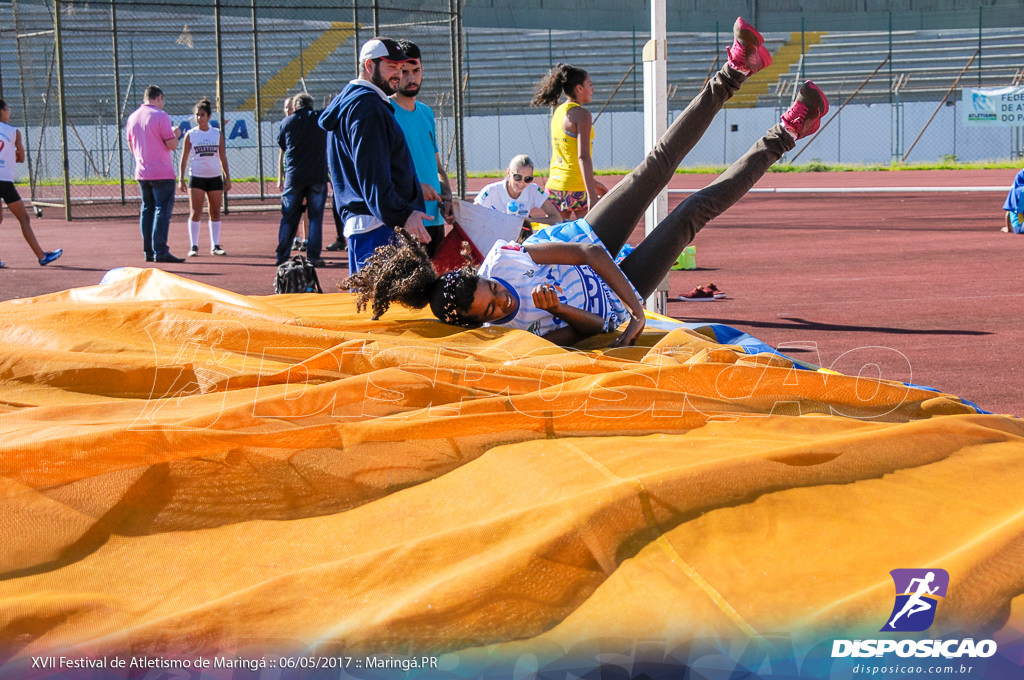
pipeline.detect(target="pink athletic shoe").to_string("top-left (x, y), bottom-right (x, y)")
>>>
top-left (726, 17), bottom-right (772, 76)
top-left (781, 81), bottom-right (829, 139)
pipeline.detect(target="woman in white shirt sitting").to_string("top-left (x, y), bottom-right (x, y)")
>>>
top-left (474, 154), bottom-right (561, 228)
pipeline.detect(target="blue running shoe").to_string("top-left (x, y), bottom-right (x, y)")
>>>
top-left (39, 249), bottom-right (63, 266)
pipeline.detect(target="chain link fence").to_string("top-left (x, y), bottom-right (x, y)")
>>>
top-left (2, 2), bottom-right (1023, 221)
top-left (461, 10), bottom-right (1024, 175)
top-left (0, 0), bottom-right (464, 219)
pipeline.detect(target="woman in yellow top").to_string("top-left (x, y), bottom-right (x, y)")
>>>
top-left (532, 63), bottom-right (605, 220)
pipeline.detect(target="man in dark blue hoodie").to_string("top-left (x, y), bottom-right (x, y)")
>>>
top-left (319, 37), bottom-right (430, 274)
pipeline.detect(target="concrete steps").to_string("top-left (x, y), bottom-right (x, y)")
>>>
top-left (728, 30), bottom-right (825, 108)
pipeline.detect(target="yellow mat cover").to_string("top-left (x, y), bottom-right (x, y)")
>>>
top-left (1, 269), bottom-right (1022, 674)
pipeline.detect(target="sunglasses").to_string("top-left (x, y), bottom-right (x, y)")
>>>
top-left (511, 173), bottom-right (534, 183)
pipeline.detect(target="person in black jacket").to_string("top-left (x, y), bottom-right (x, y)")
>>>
top-left (277, 92), bottom-right (328, 267)
top-left (318, 37), bottom-right (429, 274)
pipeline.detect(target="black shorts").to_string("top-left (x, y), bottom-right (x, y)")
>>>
top-left (0, 180), bottom-right (22, 205)
top-left (188, 175), bottom-right (224, 192)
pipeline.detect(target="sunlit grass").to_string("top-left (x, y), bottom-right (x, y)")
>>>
top-left (22, 159), bottom-right (1021, 186)
top-left (469, 159), bottom-right (1021, 177)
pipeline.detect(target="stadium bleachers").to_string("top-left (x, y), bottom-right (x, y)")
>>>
top-left (2, 4), bottom-right (1021, 124)
top-left (0, 3), bottom-right (372, 121)
top-left (457, 26), bottom-right (823, 115)
top-left (782, 28), bottom-right (1022, 104)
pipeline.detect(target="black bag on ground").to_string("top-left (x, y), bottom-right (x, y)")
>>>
top-left (274, 256), bottom-right (323, 294)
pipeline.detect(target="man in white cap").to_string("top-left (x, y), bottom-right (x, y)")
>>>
top-left (319, 37), bottom-right (430, 274)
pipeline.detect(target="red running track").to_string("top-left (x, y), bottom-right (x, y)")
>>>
top-left (1, 169), bottom-right (1020, 417)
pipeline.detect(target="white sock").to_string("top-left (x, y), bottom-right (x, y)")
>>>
top-left (209, 221), bottom-right (222, 247)
top-left (727, 61), bottom-right (751, 77)
top-left (188, 220), bottom-right (201, 247)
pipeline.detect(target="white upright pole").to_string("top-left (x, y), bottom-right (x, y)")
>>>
top-left (642, 0), bottom-right (669, 314)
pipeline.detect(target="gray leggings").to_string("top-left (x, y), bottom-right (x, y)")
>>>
top-left (586, 65), bottom-right (795, 299)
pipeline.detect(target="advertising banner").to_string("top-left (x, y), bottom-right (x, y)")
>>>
top-left (963, 86), bottom-right (1024, 127)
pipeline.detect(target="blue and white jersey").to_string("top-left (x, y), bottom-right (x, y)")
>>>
top-left (477, 218), bottom-right (640, 337)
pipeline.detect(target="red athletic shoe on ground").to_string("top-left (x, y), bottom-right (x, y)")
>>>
top-left (679, 284), bottom-right (725, 301)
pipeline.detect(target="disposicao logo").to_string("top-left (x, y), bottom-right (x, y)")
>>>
top-left (831, 568), bottom-right (998, 660)
top-left (882, 568), bottom-right (948, 632)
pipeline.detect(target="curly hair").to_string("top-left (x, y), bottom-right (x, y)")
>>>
top-left (531, 63), bottom-right (589, 107)
top-left (340, 229), bottom-right (481, 327)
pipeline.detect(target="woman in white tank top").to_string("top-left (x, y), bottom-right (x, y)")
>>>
top-left (0, 99), bottom-right (62, 268)
top-left (178, 97), bottom-right (231, 256)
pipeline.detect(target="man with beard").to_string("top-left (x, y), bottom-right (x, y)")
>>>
top-left (391, 40), bottom-right (453, 257)
top-left (319, 37), bottom-right (429, 274)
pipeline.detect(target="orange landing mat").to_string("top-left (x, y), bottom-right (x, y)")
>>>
top-left (1, 268), bottom-right (1022, 670)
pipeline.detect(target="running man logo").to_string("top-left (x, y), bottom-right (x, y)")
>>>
top-left (881, 569), bottom-right (949, 632)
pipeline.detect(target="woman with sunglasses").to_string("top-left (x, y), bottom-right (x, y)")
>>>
top-left (343, 18), bottom-right (827, 349)
top-left (474, 154), bottom-right (561, 228)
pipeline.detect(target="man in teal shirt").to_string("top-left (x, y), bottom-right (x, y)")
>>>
top-left (391, 40), bottom-right (453, 256)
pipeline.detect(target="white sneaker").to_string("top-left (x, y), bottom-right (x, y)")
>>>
top-left (188, 246), bottom-right (200, 257)
top-left (211, 244), bottom-right (226, 256)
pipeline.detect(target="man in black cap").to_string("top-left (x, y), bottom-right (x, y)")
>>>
top-left (319, 37), bottom-right (430, 274)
